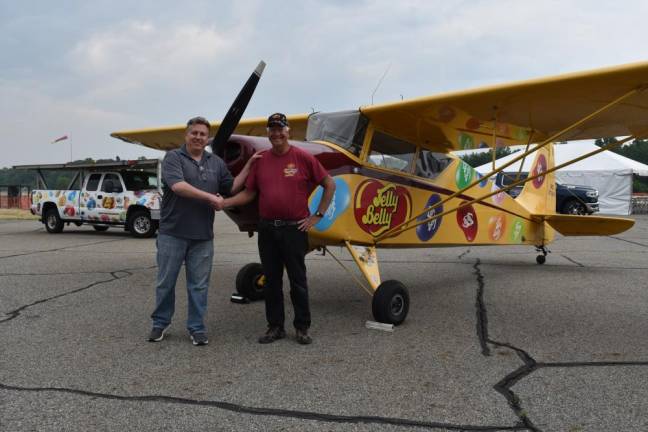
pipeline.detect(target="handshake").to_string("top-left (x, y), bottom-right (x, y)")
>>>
top-left (209, 194), bottom-right (226, 211)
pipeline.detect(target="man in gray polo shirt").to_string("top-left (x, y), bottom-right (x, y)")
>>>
top-left (147, 116), bottom-right (257, 346)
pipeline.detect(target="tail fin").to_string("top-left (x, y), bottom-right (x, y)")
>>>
top-left (515, 143), bottom-right (556, 215)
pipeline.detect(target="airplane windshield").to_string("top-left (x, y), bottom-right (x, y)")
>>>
top-left (306, 110), bottom-right (368, 156)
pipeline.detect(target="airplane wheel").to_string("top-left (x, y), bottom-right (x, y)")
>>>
top-left (372, 280), bottom-right (409, 325)
top-left (536, 255), bottom-right (546, 265)
top-left (236, 263), bottom-right (265, 301)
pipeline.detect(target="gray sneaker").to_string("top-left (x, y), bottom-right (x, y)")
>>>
top-left (147, 326), bottom-right (168, 342)
top-left (190, 332), bottom-right (209, 346)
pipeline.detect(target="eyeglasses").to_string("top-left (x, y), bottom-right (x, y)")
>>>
top-left (187, 116), bottom-right (211, 129)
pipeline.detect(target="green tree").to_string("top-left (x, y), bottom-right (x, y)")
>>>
top-left (460, 147), bottom-right (516, 168)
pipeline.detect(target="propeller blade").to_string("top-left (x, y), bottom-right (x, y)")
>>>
top-left (212, 60), bottom-right (266, 156)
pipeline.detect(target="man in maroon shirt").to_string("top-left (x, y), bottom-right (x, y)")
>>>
top-left (222, 113), bottom-right (335, 344)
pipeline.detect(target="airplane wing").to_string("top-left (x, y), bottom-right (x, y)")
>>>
top-left (361, 61), bottom-right (648, 152)
top-left (111, 114), bottom-right (310, 151)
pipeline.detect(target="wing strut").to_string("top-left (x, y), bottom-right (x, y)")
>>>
top-left (377, 134), bottom-right (642, 243)
top-left (374, 86), bottom-right (645, 244)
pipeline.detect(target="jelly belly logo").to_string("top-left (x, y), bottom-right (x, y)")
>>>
top-left (354, 180), bottom-right (412, 236)
top-left (416, 194), bottom-right (443, 242)
top-left (531, 154), bottom-right (547, 188)
top-left (488, 213), bottom-right (507, 241)
top-left (456, 202), bottom-right (478, 242)
top-left (509, 218), bottom-right (524, 243)
top-left (309, 177), bottom-right (350, 232)
top-left (455, 161), bottom-right (474, 189)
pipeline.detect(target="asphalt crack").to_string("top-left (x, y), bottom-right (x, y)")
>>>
top-left (608, 236), bottom-right (648, 248)
top-left (458, 249), bottom-right (471, 260)
top-left (473, 258), bottom-right (648, 432)
top-left (0, 383), bottom-right (526, 431)
top-left (0, 265), bottom-right (155, 324)
top-left (560, 254), bottom-right (584, 267)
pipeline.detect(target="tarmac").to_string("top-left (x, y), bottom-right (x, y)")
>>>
top-left (1, 213), bottom-right (648, 431)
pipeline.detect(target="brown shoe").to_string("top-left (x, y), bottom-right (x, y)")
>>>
top-left (258, 327), bottom-right (286, 344)
top-left (295, 328), bottom-right (312, 345)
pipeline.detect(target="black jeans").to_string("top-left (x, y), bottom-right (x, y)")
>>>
top-left (258, 225), bottom-right (310, 330)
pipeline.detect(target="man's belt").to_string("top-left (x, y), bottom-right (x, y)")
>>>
top-left (259, 218), bottom-right (301, 227)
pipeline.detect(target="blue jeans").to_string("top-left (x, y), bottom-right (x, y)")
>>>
top-left (151, 233), bottom-right (214, 334)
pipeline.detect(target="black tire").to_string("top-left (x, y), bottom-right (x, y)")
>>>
top-left (372, 280), bottom-right (410, 325)
top-left (127, 210), bottom-right (155, 238)
top-left (561, 199), bottom-right (587, 215)
top-left (235, 263), bottom-right (265, 301)
top-left (536, 255), bottom-right (546, 265)
top-left (93, 225), bottom-right (109, 232)
top-left (44, 208), bottom-right (64, 233)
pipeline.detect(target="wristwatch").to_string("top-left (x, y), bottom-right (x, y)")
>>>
top-left (314, 211), bottom-right (324, 218)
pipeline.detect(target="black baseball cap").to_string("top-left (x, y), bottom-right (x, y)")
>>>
top-left (267, 113), bottom-right (289, 128)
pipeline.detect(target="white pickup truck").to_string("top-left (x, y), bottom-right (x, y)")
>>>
top-left (16, 159), bottom-right (162, 238)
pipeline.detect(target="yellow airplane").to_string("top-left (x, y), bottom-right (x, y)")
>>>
top-left (112, 61), bottom-right (648, 325)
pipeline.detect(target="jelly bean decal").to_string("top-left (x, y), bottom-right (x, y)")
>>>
top-left (309, 177), bottom-right (350, 232)
top-left (416, 194), bottom-right (443, 242)
top-left (456, 202), bottom-right (478, 242)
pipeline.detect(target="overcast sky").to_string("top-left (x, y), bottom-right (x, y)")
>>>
top-left (2, 0), bottom-right (648, 166)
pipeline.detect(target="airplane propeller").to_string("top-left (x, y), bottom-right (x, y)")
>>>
top-left (211, 60), bottom-right (266, 157)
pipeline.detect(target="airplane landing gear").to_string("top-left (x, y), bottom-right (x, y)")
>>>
top-left (535, 245), bottom-right (549, 265)
top-left (235, 263), bottom-right (266, 301)
top-left (372, 280), bottom-right (410, 325)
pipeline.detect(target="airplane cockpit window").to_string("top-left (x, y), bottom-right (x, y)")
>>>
top-left (368, 131), bottom-right (416, 173)
top-left (306, 110), bottom-right (368, 156)
top-left (415, 150), bottom-right (453, 179)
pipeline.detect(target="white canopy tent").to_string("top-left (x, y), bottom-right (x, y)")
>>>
top-left (473, 141), bottom-right (648, 215)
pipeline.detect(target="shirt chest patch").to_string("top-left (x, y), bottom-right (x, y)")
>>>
top-left (283, 163), bottom-right (298, 177)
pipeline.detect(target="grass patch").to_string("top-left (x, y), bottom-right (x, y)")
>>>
top-left (0, 209), bottom-right (38, 220)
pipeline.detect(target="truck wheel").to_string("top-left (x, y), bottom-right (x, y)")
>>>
top-left (235, 263), bottom-right (265, 301)
top-left (93, 225), bottom-right (109, 232)
top-left (127, 210), bottom-right (155, 238)
top-left (372, 280), bottom-right (410, 325)
top-left (44, 208), bottom-right (64, 233)
top-left (561, 199), bottom-right (586, 215)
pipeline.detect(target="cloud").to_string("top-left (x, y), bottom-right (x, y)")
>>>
top-left (3, 0), bottom-right (648, 166)
top-left (0, 78), bottom-right (163, 166)
top-left (68, 20), bottom-right (236, 99)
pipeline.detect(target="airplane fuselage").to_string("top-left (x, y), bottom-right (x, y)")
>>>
top-left (222, 134), bottom-right (553, 249)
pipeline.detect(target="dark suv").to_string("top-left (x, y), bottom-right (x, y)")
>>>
top-left (496, 172), bottom-right (599, 215)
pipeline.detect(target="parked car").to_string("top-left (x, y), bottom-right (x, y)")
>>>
top-left (15, 159), bottom-right (162, 237)
top-left (495, 172), bottom-right (599, 215)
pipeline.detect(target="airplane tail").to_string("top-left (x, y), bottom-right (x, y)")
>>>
top-left (514, 143), bottom-right (556, 215)
top-left (515, 143), bottom-right (635, 237)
